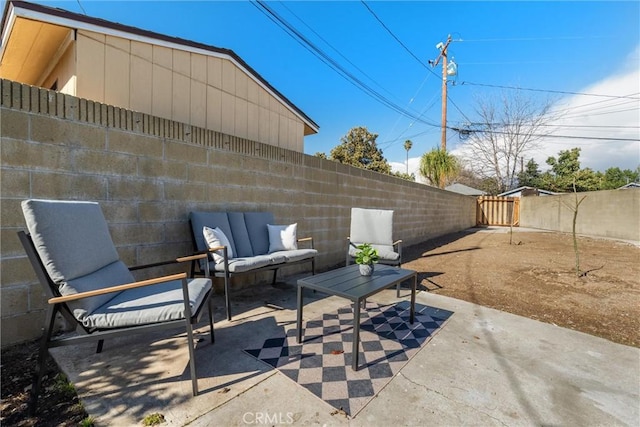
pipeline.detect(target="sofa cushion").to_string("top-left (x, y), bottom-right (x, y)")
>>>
top-left (267, 223), bottom-right (298, 252)
top-left (271, 248), bottom-right (318, 263)
top-left (212, 255), bottom-right (272, 273)
top-left (244, 212), bottom-right (274, 255)
top-left (203, 226), bottom-right (234, 264)
top-left (82, 277), bottom-right (211, 329)
top-left (228, 212), bottom-right (253, 257)
top-left (189, 211), bottom-right (236, 257)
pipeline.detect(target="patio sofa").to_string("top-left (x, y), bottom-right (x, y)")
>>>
top-left (189, 211), bottom-right (317, 320)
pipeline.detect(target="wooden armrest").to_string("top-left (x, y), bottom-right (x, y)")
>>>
top-left (176, 253), bottom-right (208, 263)
top-left (131, 253), bottom-right (209, 271)
top-left (207, 246), bottom-right (225, 252)
top-left (48, 273), bottom-right (188, 304)
top-left (393, 239), bottom-right (403, 246)
top-left (297, 237), bottom-right (313, 242)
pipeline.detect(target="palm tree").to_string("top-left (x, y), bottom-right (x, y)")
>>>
top-left (419, 148), bottom-right (459, 188)
top-left (403, 140), bottom-right (413, 174)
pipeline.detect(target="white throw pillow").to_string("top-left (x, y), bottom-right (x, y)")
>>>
top-left (267, 223), bottom-right (298, 252)
top-left (203, 226), bottom-right (233, 264)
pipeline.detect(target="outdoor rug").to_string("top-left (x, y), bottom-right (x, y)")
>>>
top-left (244, 301), bottom-right (453, 416)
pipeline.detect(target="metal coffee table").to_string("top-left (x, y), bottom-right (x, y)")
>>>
top-left (296, 264), bottom-right (417, 370)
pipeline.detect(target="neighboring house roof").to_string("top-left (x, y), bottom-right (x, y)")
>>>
top-left (0, 0), bottom-right (319, 135)
top-left (498, 186), bottom-right (558, 197)
top-left (445, 183), bottom-right (487, 196)
top-left (618, 182), bottom-right (640, 189)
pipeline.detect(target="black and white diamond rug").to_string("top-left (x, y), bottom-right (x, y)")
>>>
top-left (244, 301), bottom-right (453, 417)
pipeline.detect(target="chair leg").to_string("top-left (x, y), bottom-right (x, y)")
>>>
top-left (396, 262), bottom-right (403, 298)
top-left (224, 273), bottom-right (232, 321)
top-left (185, 320), bottom-right (198, 396)
top-left (272, 268), bottom-right (278, 285)
top-left (208, 296), bottom-right (215, 344)
top-left (96, 339), bottom-right (104, 353)
top-left (29, 305), bottom-right (57, 415)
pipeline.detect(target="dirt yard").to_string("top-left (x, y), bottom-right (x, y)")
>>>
top-left (402, 228), bottom-right (640, 348)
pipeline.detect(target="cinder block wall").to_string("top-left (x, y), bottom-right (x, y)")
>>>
top-left (520, 190), bottom-right (640, 241)
top-left (0, 80), bottom-right (476, 347)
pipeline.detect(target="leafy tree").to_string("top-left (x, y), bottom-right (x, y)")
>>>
top-left (547, 147), bottom-right (581, 178)
top-left (329, 126), bottom-right (391, 174)
top-left (517, 159), bottom-right (542, 188)
top-left (419, 148), bottom-right (459, 188)
top-left (541, 148), bottom-right (602, 192)
top-left (463, 91), bottom-right (558, 192)
top-left (391, 171), bottom-right (415, 181)
top-left (314, 152), bottom-right (327, 159)
top-left (601, 167), bottom-right (640, 189)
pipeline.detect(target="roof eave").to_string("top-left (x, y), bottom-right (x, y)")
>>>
top-left (1, 1), bottom-right (319, 134)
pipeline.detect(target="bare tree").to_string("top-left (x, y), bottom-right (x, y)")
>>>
top-left (462, 91), bottom-right (558, 193)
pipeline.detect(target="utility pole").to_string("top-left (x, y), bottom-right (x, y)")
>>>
top-left (430, 35), bottom-right (453, 152)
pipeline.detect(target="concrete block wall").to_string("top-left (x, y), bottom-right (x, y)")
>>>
top-left (520, 190), bottom-right (640, 241)
top-left (0, 80), bottom-right (476, 347)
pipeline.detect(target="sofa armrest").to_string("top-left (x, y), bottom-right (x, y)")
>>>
top-left (297, 236), bottom-right (314, 249)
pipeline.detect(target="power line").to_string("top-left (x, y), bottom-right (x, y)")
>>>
top-left (459, 81), bottom-right (640, 100)
top-left (552, 94), bottom-right (639, 115)
top-left (252, 1), bottom-right (441, 128)
top-left (459, 121), bottom-right (639, 130)
top-left (76, 0), bottom-right (87, 14)
top-left (278, 2), bottom-right (397, 100)
top-left (459, 35), bottom-right (613, 43)
top-left (452, 127), bottom-right (640, 142)
top-left (360, 1), bottom-right (428, 68)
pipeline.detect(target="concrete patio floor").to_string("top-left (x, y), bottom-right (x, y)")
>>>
top-left (50, 275), bottom-right (639, 426)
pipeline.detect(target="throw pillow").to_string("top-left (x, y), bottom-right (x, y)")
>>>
top-left (203, 226), bottom-right (233, 264)
top-left (267, 223), bottom-right (298, 252)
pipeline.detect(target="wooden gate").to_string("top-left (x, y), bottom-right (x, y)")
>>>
top-left (476, 196), bottom-right (520, 226)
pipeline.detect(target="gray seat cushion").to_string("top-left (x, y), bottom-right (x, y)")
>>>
top-left (271, 249), bottom-right (318, 263)
top-left (348, 243), bottom-right (399, 261)
top-left (22, 199), bottom-right (125, 315)
top-left (65, 260), bottom-right (135, 320)
top-left (83, 277), bottom-right (211, 329)
top-left (212, 254), bottom-right (272, 273)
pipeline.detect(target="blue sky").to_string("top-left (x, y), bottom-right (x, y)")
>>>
top-left (29, 1), bottom-right (640, 175)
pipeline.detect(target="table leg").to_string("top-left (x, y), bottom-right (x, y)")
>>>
top-left (296, 285), bottom-right (303, 343)
top-left (410, 274), bottom-right (416, 324)
top-left (352, 298), bottom-right (361, 370)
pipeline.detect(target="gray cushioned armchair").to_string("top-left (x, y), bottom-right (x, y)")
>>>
top-left (19, 199), bottom-right (214, 413)
top-left (346, 207), bottom-right (404, 294)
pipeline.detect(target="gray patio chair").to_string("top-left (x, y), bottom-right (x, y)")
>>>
top-left (18, 199), bottom-right (214, 414)
top-left (346, 207), bottom-right (404, 295)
